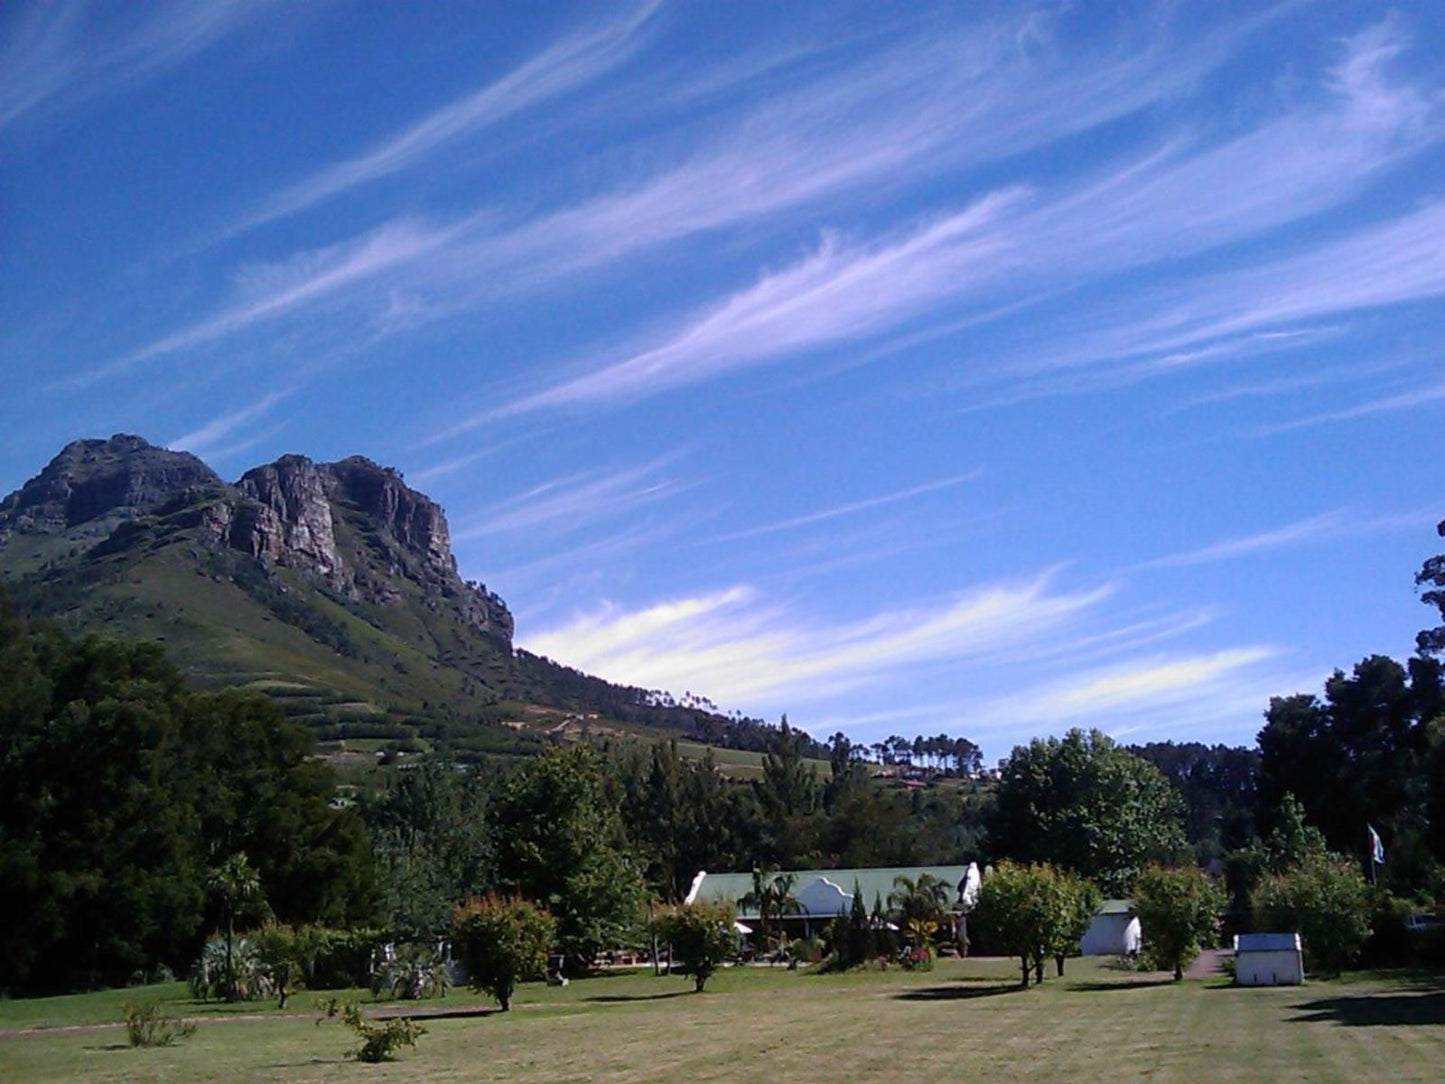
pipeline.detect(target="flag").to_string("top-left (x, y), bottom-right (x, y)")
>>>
top-left (1368, 825), bottom-right (1385, 865)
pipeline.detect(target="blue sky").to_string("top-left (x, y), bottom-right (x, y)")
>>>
top-left (3, 1), bottom-right (1442, 760)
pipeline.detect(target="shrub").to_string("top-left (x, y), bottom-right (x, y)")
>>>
top-left (451, 895), bottom-right (555, 1011)
top-left (189, 935), bottom-right (273, 1002)
top-left (653, 901), bottom-right (737, 991)
top-left (122, 999), bottom-right (197, 1047)
top-left (304, 926), bottom-right (384, 989)
top-left (316, 999), bottom-right (425, 1063)
top-left (1253, 852), bottom-right (1372, 975)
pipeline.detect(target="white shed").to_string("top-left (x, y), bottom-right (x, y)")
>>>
top-left (1080, 899), bottom-right (1141, 956)
top-left (1233, 932), bottom-right (1303, 986)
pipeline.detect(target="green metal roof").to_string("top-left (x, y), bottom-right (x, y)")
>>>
top-left (1098, 899), bottom-right (1134, 915)
top-left (686, 865), bottom-right (974, 920)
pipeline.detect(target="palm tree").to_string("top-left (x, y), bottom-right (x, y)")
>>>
top-left (888, 873), bottom-right (951, 926)
top-left (740, 868), bottom-right (800, 960)
top-left (208, 852), bottom-right (268, 1001)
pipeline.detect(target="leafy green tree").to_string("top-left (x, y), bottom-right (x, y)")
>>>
top-left (989, 729), bottom-right (1187, 894)
top-left (654, 901), bottom-right (737, 991)
top-left (495, 743), bottom-right (644, 970)
top-left (1416, 517), bottom-right (1445, 656)
top-left (363, 759), bottom-right (493, 938)
top-left (1133, 866), bottom-right (1225, 980)
top-left (1257, 656), bottom-right (1442, 891)
top-left (1253, 851), bottom-right (1372, 975)
top-left (208, 852), bottom-right (269, 1001)
top-left (973, 861), bottom-right (1072, 987)
top-left (1049, 872), bottom-right (1101, 977)
top-left (753, 718), bottom-right (820, 866)
top-left (253, 922), bottom-right (307, 1009)
top-left (451, 895), bottom-right (555, 1011)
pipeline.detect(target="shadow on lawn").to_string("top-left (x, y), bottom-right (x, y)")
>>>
top-left (895, 982), bottom-right (1023, 1002)
top-left (582, 991), bottom-right (693, 1004)
top-left (1066, 978), bottom-right (1178, 993)
top-left (1289, 987), bottom-right (1445, 1028)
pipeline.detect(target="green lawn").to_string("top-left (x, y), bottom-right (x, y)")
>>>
top-left (2, 959), bottom-right (1441, 1083)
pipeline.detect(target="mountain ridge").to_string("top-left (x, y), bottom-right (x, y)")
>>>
top-left (0, 434), bottom-right (785, 760)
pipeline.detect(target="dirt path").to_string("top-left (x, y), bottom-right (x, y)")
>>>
top-left (1186, 948), bottom-right (1230, 979)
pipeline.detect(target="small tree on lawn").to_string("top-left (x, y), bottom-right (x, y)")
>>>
top-left (973, 861), bottom-right (1068, 987)
top-left (1133, 865), bottom-right (1225, 981)
top-left (653, 901), bottom-right (737, 992)
top-left (254, 923), bottom-right (308, 1009)
top-left (451, 895), bottom-right (555, 1011)
top-left (1252, 851), bottom-right (1372, 975)
top-left (1051, 872), bottom-right (1101, 977)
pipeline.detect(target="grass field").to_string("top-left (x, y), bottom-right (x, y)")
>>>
top-left (2, 958), bottom-right (1441, 1083)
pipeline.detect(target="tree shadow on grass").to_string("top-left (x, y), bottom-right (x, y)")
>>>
top-left (1288, 990), bottom-right (1445, 1027)
top-left (82, 1043), bottom-right (131, 1051)
top-left (1066, 978), bottom-right (1178, 993)
top-left (370, 1006), bottom-right (501, 1022)
top-left (582, 991), bottom-right (693, 1004)
top-left (895, 982), bottom-right (1024, 1002)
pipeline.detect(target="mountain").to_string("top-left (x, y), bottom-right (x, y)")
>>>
top-left (0, 435), bottom-right (763, 760)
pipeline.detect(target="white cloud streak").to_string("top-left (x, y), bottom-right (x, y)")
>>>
top-left (452, 458), bottom-right (687, 541)
top-left (168, 386), bottom-right (295, 458)
top-left (709, 472), bottom-right (981, 543)
top-left (1140, 508), bottom-right (1435, 569)
top-left (0, 0), bottom-right (277, 130)
top-left (233, 1), bottom-right (663, 233)
top-left (521, 571), bottom-right (1112, 704)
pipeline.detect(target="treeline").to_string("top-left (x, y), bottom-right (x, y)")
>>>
top-left (0, 594), bottom-right (373, 994)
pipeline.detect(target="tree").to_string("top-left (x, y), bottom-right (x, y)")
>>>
top-left (1256, 656), bottom-right (1441, 890)
top-left (972, 861), bottom-right (1073, 987)
top-left (207, 852), bottom-right (268, 1002)
top-left (989, 729), bottom-right (1187, 894)
top-left (253, 923), bottom-right (306, 1009)
top-left (1416, 517), bottom-right (1445, 656)
top-left (740, 868), bottom-right (800, 958)
top-left (1253, 851), bottom-right (1372, 975)
top-left (363, 759), bottom-right (493, 939)
top-left (495, 744), bottom-right (644, 971)
top-left (451, 895), bottom-right (555, 1011)
top-left (1132, 866), bottom-right (1225, 981)
top-left (888, 872), bottom-right (951, 932)
top-left (653, 901), bottom-right (737, 991)
top-left (1050, 872), bottom-right (1101, 978)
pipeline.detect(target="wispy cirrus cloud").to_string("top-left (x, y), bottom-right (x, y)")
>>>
top-left (168, 385), bottom-right (296, 458)
top-left (521, 570), bottom-right (1112, 704)
top-left (0, 0), bottom-right (280, 130)
top-left (231, 1), bottom-right (663, 235)
top-left (708, 472), bottom-right (981, 544)
top-left (451, 457), bottom-right (689, 541)
top-left (474, 18), bottom-right (1441, 422)
top-left (1257, 380), bottom-right (1445, 435)
top-left (1139, 508), bottom-right (1435, 569)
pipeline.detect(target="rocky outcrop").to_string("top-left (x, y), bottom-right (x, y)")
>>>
top-left (0, 434), bottom-right (513, 643)
top-left (0, 434), bottom-right (221, 538)
top-left (236, 455), bottom-right (344, 580)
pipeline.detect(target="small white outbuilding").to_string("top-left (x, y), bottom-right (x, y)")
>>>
top-left (1080, 899), bottom-right (1141, 956)
top-left (1233, 932), bottom-right (1303, 986)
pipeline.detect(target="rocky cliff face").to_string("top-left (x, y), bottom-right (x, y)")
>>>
top-left (0, 434), bottom-right (512, 643)
top-left (0, 435), bottom-right (221, 538)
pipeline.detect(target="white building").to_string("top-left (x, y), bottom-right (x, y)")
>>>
top-left (1079, 899), bottom-right (1141, 956)
top-left (1233, 932), bottom-right (1303, 985)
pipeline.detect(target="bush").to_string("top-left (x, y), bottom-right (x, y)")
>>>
top-left (317, 999), bottom-right (425, 1063)
top-left (1253, 852), bottom-right (1372, 975)
top-left (189, 935), bottom-right (273, 1002)
top-left (653, 901), bottom-right (737, 991)
top-left (122, 999), bottom-right (196, 1047)
top-left (451, 895), bottom-right (555, 1011)
top-left (304, 926), bottom-right (384, 989)
top-left (1133, 865), bottom-right (1226, 981)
